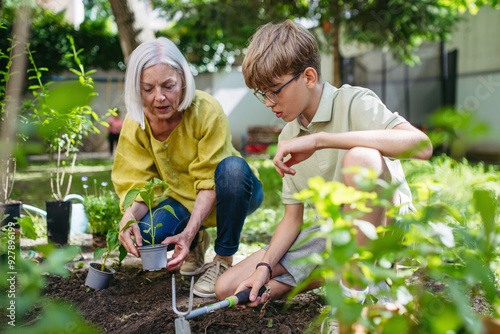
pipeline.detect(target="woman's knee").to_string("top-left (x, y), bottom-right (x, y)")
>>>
top-left (215, 156), bottom-right (247, 178)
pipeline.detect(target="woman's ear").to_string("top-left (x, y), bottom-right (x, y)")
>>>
top-left (303, 67), bottom-right (318, 88)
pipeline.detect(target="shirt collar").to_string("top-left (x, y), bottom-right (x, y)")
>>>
top-left (290, 82), bottom-right (337, 136)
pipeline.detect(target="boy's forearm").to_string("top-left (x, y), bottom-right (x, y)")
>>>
top-left (261, 204), bottom-right (304, 268)
top-left (316, 123), bottom-right (432, 160)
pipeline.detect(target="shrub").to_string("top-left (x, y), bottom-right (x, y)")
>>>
top-left (83, 191), bottom-right (121, 235)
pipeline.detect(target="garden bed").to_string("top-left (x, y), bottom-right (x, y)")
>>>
top-left (41, 265), bottom-right (324, 334)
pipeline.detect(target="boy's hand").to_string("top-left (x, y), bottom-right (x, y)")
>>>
top-left (233, 268), bottom-right (271, 308)
top-left (274, 135), bottom-right (318, 177)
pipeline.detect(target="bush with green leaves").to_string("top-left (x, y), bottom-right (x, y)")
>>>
top-left (83, 180), bottom-right (121, 235)
top-left (0, 217), bottom-right (100, 333)
top-left (294, 156), bottom-right (500, 333)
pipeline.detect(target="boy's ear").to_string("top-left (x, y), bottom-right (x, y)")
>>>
top-left (303, 67), bottom-right (318, 88)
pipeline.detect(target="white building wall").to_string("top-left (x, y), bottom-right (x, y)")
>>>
top-left (447, 6), bottom-right (500, 154)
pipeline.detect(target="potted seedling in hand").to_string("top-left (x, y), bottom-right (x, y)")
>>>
top-left (121, 178), bottom-right (177, 271)
top-left (85, 228), bottom-right (127, 289)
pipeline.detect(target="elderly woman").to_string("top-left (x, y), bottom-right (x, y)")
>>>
top-left (112, 37), bottom-right (263, 298)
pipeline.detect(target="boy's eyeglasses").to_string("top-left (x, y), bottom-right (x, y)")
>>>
top-left (253, 70), bottom-right (304, 104)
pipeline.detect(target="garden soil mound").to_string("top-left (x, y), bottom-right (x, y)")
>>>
top-left (41, 264), bottom-right (325, 334)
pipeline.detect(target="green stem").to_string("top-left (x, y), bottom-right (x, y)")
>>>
top-left (149, 206), bottom-right (155, 247)
top-left (101, 244), bottom-right (118, 272)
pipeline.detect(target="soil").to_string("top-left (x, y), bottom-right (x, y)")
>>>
top-left (18, 235), bottom-right (326, 334)
top-left (41, 263), bottom-right (325, 334)
top-left (15, 235), bottom-right (495, 334)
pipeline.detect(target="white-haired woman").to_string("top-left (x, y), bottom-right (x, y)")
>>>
top-left (112, 37), bottom-right (263, 298)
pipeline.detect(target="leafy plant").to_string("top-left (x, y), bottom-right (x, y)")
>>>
top-left (0, 215), bottom-right (99, 333)
top-left (26, 35), bottom-right (112, 201)
top-left (427, 107), bottom-right (490, 159)
top-left (82, 178), bottom-right (121, 235)
top-left (93, 228), bottom-right (127, 272)
top-left (293, 158), bottom-right (500, 333)
top-left (121, 178), bottom-right (177, 247)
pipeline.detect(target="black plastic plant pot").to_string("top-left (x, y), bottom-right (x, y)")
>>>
top-left (46, 200), bottom-right (71, 245)
top-left (0, 201), bottom-right (22, 229)
top-left (138, 244), bottom-right (168, 271)
top-left (85, 263), bottom-right (115, 290)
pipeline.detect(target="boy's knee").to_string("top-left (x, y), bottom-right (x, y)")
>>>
top-left (214, 274), bottom-right (233, 300)
top-left (342, 147), bottom-right (384, 171)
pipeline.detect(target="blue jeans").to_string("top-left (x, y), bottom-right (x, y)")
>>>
top-left (139, 156), bottom-right (263, 256)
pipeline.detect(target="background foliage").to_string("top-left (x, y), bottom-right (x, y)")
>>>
top-left (0, 4), bottom-right (123, 75)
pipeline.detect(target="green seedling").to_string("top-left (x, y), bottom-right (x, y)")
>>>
top-left (121, 178), bottom-right (177, 247)
top-left (93, 228), bottom-right (127, 272)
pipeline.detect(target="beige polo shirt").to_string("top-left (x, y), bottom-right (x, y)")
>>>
top-left (280, 83), bottom-right (414, 213)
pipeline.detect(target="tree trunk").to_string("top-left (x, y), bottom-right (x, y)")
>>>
top-left (331, 1), bottom-right (342, 88)
top-left (0, 4), bottom-right (30, 166)
top-left (108, 0), bottom-right (155, 61)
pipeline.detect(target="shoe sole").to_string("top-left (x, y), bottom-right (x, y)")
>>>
top-left (179, 268), bottom-right (202, 276)
top-left (193, 289), bottom-right (216, 298)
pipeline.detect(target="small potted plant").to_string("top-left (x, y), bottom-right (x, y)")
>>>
top-left (82, 178), bottom-right (121, 249)
top-left (85, 228), bottom-right (127, 290)
top-left (121, 178), bottom-right (177, 271)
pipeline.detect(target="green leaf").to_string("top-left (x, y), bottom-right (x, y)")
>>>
top-left (139, 190), bottom-right (154, 208)
top-left (124, 188), bottom-right (141, 209)
top-left (93, 247), bottom-right (106, 261)
top-left (45, 81), bottom-right (93, 115)
top-left (120, 219), bottom-right (137, 232)
top-left (118, 244), bottom-right (128, 263)
top-left (106, 229), bottom-right (120, 250)
top-left (19, 216), bottom-right (38, 240)
top-left (473, 189), bottom-right (496, 242)
top-left (159, 204), bottom-right (178, 219)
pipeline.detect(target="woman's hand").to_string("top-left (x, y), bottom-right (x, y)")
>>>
top-left (118, 203), bottom-right (149, 257)
top-left (234, 266), bottom-right (271, 308)
top-left (163, 231), bottom-right (193, 271)
top-left (118, 219), bottom-right (142, 257)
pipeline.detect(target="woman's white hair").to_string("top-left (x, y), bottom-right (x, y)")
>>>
top-left (124, 37), bottom-right (196, 129)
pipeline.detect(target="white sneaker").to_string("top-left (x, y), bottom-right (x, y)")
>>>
top-left (193, 257), bottom-right (230, 298)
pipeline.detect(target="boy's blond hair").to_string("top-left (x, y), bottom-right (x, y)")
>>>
top-left (242, 19), bottom-right (321, 91)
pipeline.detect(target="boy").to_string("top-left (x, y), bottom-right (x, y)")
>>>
top-left (215, 20), bottom-right (432, 306)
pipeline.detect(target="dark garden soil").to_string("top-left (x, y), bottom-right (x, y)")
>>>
top-left (34, 240), bottom-right (324, 334)
top-left (16, 236), bottom-right (495, 334)
top-left (41, 263), bottom-right (325, 334)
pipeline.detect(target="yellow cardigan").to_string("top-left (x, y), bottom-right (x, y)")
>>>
top-left (111, 90), bottom-right (258, 228)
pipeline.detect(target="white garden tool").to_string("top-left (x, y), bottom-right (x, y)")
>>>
top-left (172, 275), bottom-right (194, 334)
